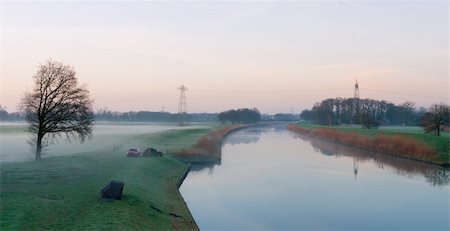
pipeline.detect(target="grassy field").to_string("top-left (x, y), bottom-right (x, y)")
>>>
top-left (295, 123), bottom-right (449, 164)
top-left (1, 126), bottom-right (215, 230)
top-left (0, 122), bottom-right (212, 162)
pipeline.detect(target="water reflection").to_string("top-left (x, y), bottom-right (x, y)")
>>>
top-left (190, 124), bottom-right (289, 173)
top-left (189, 133), bottom-right (260, 174)
top-left (225, 132), bottom-right (260, 145)
top-left (293, 133), bottom-right (450, 186)
top-left (181, 126), bottom-right (450, 230)
top-left (190, 161), bottom-right (220, 176)
top-left (190, 126), bottom-right (267, 173)
top-left (353, 158), bottom-right (359, 180)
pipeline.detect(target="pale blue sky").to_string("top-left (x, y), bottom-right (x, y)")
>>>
top-left (0, 1), bottom-right (448, 113)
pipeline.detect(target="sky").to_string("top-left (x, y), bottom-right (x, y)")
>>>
top-left (0, 1), bottom-right (448, 114)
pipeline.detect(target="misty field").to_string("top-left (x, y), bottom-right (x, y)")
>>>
top-left (0, 123), bottom-right (216, 230)
top-left (0, 122), bottom-right (211, 162)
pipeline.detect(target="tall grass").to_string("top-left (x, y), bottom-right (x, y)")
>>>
top-left (372, 134), bottom-right (437, 161)
top-left (288, 124), bottom-right (438, 162)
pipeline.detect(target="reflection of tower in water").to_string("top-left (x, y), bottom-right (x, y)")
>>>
top-left (208, 166), bottom-right (215, 176)
top-left (353, 158), bottom-right (359, 180)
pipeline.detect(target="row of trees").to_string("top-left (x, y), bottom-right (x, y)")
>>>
top-left (0, 105), bottom-right (23, 121)
top-left (218, 108), bottom-right (261, 124)
top-left (300, 97), bottom-right (449, 135)
top-left (95, 109), bottom-right (217, 122)
top-left (0, 108), bottom-right (291, 123)
top-left (301, 98), bottom-right (422, 127)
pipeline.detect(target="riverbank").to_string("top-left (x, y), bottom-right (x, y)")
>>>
top-left (288, 123), bottom-right (449, 166)
top-left (174, 124), bottom-right (249, 163)
top-left (1, 127), bottom-right (217, 230)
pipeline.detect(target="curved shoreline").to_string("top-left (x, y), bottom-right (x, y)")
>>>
top-left (173, 124), bottom-right (251, 163)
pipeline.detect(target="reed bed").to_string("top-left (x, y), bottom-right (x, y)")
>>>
top-left (288, 124), bottom-right (438, 162)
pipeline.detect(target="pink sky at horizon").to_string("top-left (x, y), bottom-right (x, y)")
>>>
top-left (0, 1), bottom-right (448, 114)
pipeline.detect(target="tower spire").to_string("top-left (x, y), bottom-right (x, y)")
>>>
top-left (354, 78), bottom-right (360, 99)
top-left (351, 78), bottom-right (361, 125)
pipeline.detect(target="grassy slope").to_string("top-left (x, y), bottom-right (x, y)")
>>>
top-left (297, 123), bottom-right (449, 163)
top-left (1, 127), bottom-right (213, 230)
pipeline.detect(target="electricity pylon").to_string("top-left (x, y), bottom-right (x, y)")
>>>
top-left (177, 85), bottom-right (188, 126)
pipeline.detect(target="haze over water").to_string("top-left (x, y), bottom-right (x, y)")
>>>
top-left (181, 126), bottom-right (449, 230)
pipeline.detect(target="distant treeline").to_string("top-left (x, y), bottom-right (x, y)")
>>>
top-left (95, 110), bottom-right (218, 122)
top-left (0, 105), bottom-right (298, 123)
top-left (300, 98), bottom-right (425, 127)
top-left (0, 105), bottom-right (23, 121)
top-left (218, 108), bottom-right (261, 124)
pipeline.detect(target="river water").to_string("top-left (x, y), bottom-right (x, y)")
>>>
top-left (180, 125), bottom-right (449, 230)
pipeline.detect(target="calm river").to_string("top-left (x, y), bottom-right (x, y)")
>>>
top-left (180, 125), bottom-right (449, 230)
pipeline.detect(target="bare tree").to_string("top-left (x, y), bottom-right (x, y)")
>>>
top-left (20, 60), bottom-right (94, 160)
top-left (421, 103), bottom-right (449, 136)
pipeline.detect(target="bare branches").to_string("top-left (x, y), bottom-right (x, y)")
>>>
top-left (421, 103), bottom-right (450, 136)
top-left (19, 60), bottom-right (94, 160)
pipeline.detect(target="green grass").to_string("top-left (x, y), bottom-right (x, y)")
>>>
top-left (1, 127), bottom-right (216, 230)
top-left (143, 127), bottom-right (220, 153)
top-left (297, 123), bottom-right (449, 163)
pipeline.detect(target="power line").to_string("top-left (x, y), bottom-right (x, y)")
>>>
top-left (361, 88), bottom-right (448, 100)
top-left (187, 87), bottom-right (447, 101)
top-left (189, 88), bottom-right (348, 93)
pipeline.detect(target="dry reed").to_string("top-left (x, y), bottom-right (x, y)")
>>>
top-left (288, 124), bottom-right (437, 162)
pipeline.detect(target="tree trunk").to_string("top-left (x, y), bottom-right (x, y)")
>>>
top-left (437, 125), bottom-right (440, 136)
top-left (35, 133), bottom-right (43, 160)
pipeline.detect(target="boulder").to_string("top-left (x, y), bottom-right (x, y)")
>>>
top-left (101, 180), bottom-right (124, 200)
top-left (143, 148), bottom-right (163, 157)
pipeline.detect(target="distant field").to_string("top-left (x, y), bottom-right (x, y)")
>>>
top-left (297, 123), bottom-right (449, 163)
top-left (0, 122), bottom-right (212, 162)
top-left (0, 124), bottom-right (216, 230)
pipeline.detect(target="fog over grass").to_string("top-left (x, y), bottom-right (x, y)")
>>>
top-left (0, 122), bottom-right (211, 162)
